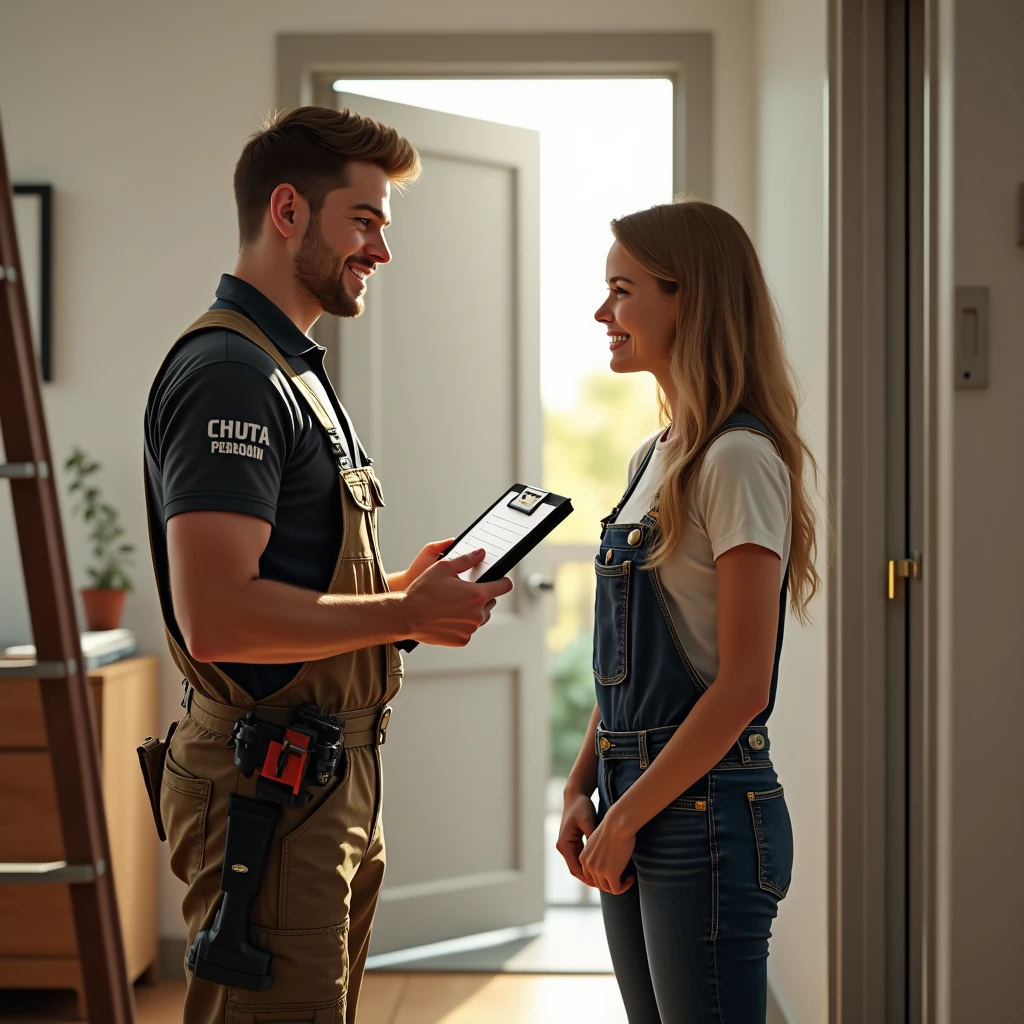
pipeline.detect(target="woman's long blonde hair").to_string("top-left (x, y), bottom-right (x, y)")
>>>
top-left (611, 198), bottom-right (820, 621)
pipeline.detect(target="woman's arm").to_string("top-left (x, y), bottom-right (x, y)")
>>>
top-left (564, 702), bottom-right (602, 798)
top-left (556, 702), bottom-right (603, 885)
top-left (602, 543), bottom-right (781, 837)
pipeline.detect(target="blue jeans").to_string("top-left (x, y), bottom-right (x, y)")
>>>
top-left (597, 729), bottom-right (793, 1023)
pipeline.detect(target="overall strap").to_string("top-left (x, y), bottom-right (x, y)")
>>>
top-left (648, 408), bottom-right (780, 514)
top-left (605, 432), bottom-right (662, 526)
top-left (707, 407), bottom-right (779, 452)
top-left (178, 310), bottom-right (354, 469)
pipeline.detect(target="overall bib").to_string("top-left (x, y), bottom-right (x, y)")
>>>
top-left (593, 410), bottom-right (794, 1024)
top-left (153, 311), bottom-right (402, 1024)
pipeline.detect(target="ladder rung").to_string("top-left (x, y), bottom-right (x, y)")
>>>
top-left (0, 860), bottom-right (104, 884)
top-left (0, 460), bottom-right (49, 479)
top-left (0, 659), bottom-right (78, 679)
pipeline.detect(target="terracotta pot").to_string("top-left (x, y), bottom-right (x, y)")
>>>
top-left (80, 589), bottom-right (127, 632)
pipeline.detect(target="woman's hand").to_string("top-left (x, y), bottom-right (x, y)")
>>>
top-left (578, 808), bottom-right (636, 895)
top-left (556, 789), bottom-right (598, 886)
top-left (388, 539), bottom-right (454, 593)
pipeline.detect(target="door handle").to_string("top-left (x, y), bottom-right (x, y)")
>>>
top-left (526, 573), bottom-right (555, 595)
top-left (887, 557), bottom-right (920, 599)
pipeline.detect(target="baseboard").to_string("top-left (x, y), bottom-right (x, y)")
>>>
top-left (767, 978), bottom-right (793, 1024)
top-left (159, 936), bottom-right (186, 981)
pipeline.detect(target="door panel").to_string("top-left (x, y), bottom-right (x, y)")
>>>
top-left (330, 92), bottom-right (544, 953)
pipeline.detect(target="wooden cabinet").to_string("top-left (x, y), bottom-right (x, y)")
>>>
top-left (0, 656), bottom-right (159, 1016)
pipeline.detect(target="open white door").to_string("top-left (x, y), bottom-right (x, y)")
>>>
top-left (331, 92), bottom-right (545, 953)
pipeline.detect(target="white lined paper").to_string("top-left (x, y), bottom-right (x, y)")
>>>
top-left (446, 490), bottom-right (556, 582)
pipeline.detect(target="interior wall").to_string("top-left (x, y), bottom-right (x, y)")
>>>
top-left (0, 0), bottom-right (757, 941)
top-left (943, 0), bottom-right (1024, 1017)
top-left (755, 2), bottom-right (829, 1022)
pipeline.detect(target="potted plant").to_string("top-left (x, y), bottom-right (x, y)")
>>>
top-left (64, 447), bottom-right (134, 631)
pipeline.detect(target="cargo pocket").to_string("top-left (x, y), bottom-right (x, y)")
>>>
top-left (160, 747), bottom-right (212, 886)
top-left (593, 559), bottom-right (631, 685)
top-left (387, 642), bottom-right (403, 678)
top-left (278, 773), bottom-right (351, 929)
top-left (226, 922), bottom-right (348, 1023)
top-left (748, 786), bottom-right (794, 898)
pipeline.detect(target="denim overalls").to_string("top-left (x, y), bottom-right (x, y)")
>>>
top-left (593, 409), bottom-right (794, 1024)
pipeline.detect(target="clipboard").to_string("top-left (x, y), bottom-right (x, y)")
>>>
top-left (395, 483), bottom-right (573, 652)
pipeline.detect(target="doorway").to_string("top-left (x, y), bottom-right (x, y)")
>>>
top-left (325, 77), bottom-right (672, 967)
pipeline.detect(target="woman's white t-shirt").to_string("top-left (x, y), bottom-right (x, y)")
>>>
top-left (612, 428), bottom-right (792, 685)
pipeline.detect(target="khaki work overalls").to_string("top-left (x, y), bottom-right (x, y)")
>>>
top-left (153, 310), bottom-right (403, 1024)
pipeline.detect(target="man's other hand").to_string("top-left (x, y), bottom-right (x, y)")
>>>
top-left (387, 538), bottom-right (454, 593)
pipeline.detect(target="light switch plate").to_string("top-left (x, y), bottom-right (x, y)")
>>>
top-left (955, 286), bottom-right (989, 389)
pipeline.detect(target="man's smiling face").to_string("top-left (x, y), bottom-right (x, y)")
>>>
top-left (294, 160), bottom-right (393, 318)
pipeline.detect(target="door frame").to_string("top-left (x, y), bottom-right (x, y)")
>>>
top-left (276, 32), bottom-right (712, 201)
top-left (827, 3), bottom-right (891, 1018)
top-left (828, 1), bottom-right (954, 1020)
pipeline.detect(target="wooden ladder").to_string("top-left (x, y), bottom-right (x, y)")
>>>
top-left (0, 115), bottom-right (135, 1021)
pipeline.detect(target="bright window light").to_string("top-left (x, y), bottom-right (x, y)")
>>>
top-left (331, 79), bottom-right (674, 412)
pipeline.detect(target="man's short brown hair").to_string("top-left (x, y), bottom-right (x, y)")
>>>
top-left (233, 105), bottom-right (421, 246)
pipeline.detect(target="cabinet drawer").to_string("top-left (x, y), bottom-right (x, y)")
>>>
top-left (0, 681), bottom-right (48, 748)
top-left (0, 677), bottom-right (103, 749)
top-left (0, 885), bottom-right (76, 956)
top-left (0, 752), bottom-right (64, 861)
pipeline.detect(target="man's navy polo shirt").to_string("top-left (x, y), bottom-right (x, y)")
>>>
top-left (144, 274), bottom-right (366, 700)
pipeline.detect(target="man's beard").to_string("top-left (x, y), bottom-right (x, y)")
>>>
top-left (294, 213), bottom-right (370, 319)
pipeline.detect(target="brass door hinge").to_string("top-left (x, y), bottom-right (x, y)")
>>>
top-left (888, 556), bottom-right (921, 599)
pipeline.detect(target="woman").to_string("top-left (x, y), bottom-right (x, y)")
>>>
top-left (556, 199), bottom-right (819, 1023)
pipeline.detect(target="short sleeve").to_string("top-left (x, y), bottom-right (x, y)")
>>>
top-left (693, 432), bottom-right (791, 561)
top-left (154, 361), bottom-right (294, 525)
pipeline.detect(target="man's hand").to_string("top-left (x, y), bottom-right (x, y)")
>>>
top-left (401, 549), bottom-right (513, 647)
top-left (388, 538), bottom-right (455, 593)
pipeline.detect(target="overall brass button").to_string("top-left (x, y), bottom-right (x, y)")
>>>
top-left (604, 549), bottom-right (614, 564)
top-left (748, 733), bottom-right (765, 750)
top-left (627, 529), bottom-right (642, 547)
top-left (598, 737), bottom-right (612, 751)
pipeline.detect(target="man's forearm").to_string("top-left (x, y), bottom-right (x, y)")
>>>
top-left (181, 578), bottom-right (410, 664)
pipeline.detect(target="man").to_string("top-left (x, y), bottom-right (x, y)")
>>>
top-left (143, 106), bottom-right (511, 1023)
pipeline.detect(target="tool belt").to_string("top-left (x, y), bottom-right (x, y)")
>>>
top-left (137, 684), bottom-right (393, 991)
top-left (137, 682), bottom-right (392, 845)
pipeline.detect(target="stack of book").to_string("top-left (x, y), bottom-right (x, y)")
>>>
top-left (2, 628), bottom-right (138, 670)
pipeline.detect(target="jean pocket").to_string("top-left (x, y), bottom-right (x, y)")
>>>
top-left (747, 786), bottom-right (793, 898)
top-left (593, 559), bottom-right (631, 685)
top-left (160, 747), bottom-right (212, 886)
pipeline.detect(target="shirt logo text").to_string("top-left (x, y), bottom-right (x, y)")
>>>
top-left (208, 419), bottom-right (270, 461)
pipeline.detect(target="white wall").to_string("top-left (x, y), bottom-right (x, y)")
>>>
top-left (755, 2), bottom-right (829, 1023)
top-left (0, 0), bottom-right (757, 940)
top-left (942, 0), bottom-right (1024, 1018)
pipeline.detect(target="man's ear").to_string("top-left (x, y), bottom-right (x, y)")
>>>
top-left (268, 183), bottom-right (305, 240)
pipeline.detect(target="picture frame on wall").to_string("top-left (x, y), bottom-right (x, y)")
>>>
top-left (12, 183), bottom-right (53, 381)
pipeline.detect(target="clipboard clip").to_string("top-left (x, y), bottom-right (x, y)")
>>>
top-left (508, 487), bottom-right (549, 516)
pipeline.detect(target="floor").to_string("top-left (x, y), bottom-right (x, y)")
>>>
top-left (0, 975), bottom-right (629, 1024)
top-left (365, 907), bottom-right (612, 974)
